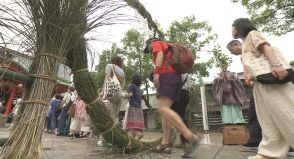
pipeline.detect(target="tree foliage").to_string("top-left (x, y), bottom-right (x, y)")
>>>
top-left (121, 29), bottom-right (153, 83)
top-left (232, 0), bottom-right (294, 36)
top-left (167, 15), bottom-right (217, 54)
top-left (208, 45), bottom-right (232, 69)
top-left (166, 15), bottom-right (218, 77)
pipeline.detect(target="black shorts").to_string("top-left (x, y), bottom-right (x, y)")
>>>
top-left (157, 73), bottom-right (182, 102)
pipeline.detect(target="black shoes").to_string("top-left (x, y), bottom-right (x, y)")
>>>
top-left (56, 133), bottom-right (65, 136)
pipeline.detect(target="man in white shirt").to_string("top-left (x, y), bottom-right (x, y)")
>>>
top-left (57, 85), bottom-right (75, 136)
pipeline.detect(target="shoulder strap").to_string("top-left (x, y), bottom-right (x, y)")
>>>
top-left (111, 64), bottom-right (124, 85)
top-left (111, 64), bottom-right (116, 77)
top-left (164, 42), bottom-right (171, 55)
top-left (163, 43), bottom-right (172, 68)
top-left (182, 75), bottom-right (188, 85)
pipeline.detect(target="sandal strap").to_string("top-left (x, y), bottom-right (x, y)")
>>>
top-left (153, 144), bottom-right (171, 154)
top-left (157, 144), bottom-right (169, 149)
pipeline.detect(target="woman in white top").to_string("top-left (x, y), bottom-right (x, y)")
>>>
top-left (99, 56), bottom-right (125, 123)
top-left (232, 18), bottom-right (294, 159)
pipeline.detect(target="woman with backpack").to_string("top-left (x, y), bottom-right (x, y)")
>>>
top-left (231, 18), bottom-right (294, 159)
top-left (48, 94), bottom-right (63, 134)
top-left (144, 38), bottom-right (199, 158)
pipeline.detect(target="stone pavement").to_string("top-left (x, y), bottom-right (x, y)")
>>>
top-left (1, 128), bottom-right (294, 159)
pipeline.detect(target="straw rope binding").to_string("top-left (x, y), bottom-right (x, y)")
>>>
top-left (21, 100), bottom-right (49, 106)
top-left (36, 53), bottom-right (64, 62)
top-left (72, 68), bottom-right (88, 74)
top-left (101, 124), bottom-right (117, 135)
top-left (28, 74), bottom-right (57, 82)
top-left (86, 97), bottom-right (100, 107)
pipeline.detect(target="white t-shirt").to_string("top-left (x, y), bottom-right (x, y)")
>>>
top-left (105, 64), bottom-right (125, 78)
top-left (62, 91), bottom-right (73, 107)
top-left (182, 74), bottom-right (193, 91)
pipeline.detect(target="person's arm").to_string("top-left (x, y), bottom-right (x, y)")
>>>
top-left (260, 45), bottom-right (279, 66)
top-left (124, 92), bottom-right (133, 98)
top-left (260, 44), bottom-right (288, 80)
top-left (124, 85), bottom-right (134, 97)
top-left (152, 41), bottom-right (165, 88)
top-left (249, 31), bottom-right (288, 80)
top-left (153, 52), bottom-right (163, 89)
top-left (155, 52), bottom-right (164, 68)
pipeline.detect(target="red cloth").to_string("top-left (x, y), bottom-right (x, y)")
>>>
top-left (152, 41), bottom-right (176, 74)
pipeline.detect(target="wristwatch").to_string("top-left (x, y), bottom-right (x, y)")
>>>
top-left (272, 63), bottom-right (282, 67)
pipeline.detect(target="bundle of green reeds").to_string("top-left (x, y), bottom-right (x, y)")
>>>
top-left (66, 40), bottom-right (153, 152)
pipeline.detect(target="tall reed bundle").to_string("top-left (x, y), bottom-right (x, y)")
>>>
top-left (0, 0), bottom-right (90, 158)
top-left (0, 0), bottom-right (162, 157)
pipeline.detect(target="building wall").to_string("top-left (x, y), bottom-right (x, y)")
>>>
top-left (58, 64), bottom-right (72, 81)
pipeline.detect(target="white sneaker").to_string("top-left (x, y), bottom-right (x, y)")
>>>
top-left (97, 140), bottom-right (103, 146)
top-left (246, 155), bottom-right (273, 159)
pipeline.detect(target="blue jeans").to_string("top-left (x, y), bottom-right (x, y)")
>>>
top-left (58, 107), bottom-right (69, 134)
top-left (50, 114), bottom-right (57, 132)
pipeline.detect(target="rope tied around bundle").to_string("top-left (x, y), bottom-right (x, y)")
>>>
top-left (21, 100), bottom-right (49, 106)
top-left (28, 74), bottom-right (57, 82)
top-left (85, 97), bottom-right (101, 108)
top-left (72, 68), bottom-right (88, 74)
top-left (36, 53), bottom-right (64, 62)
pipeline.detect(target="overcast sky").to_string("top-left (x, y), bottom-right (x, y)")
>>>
top-left (90, 0), bottom-right (294, 81)
top-left (2, 0), bottom-right (292, 81)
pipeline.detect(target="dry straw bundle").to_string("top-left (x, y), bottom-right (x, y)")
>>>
top-left (0, 0), bottom-right (91, 158)
top-left (0, 0), bottom-right (161, 158)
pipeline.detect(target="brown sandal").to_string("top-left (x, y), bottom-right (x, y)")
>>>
top-left (152, 144), bottom-right (172, 154)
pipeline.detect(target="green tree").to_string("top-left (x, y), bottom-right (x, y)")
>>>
top-left (232, 0), bottom-right (294, 36)
top-left (209, 45), bottom-right (232, 70)
top-left (121, 29), bottom-right (154, 109)
top-left (121, 29), bottom-right (153, 83)
top-left (166, 15), bottom-right (218, 77)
